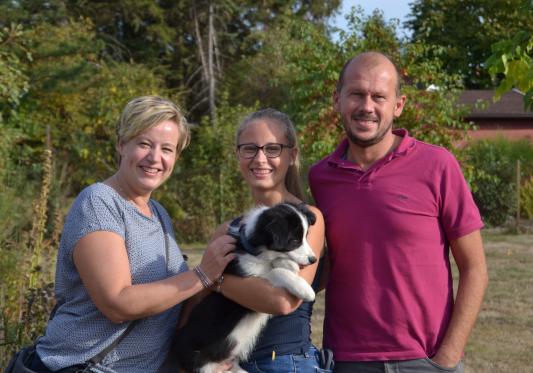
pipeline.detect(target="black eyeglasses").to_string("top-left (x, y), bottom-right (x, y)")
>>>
top-left (237, 143), bottom-right (293, 159)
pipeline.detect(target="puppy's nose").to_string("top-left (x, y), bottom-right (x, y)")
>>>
top-left (308, 256), bottom-right (317, 264)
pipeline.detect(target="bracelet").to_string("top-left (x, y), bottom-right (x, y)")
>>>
top-left (215, 275), bottom-right (224, 293)
top-left (193, 265), bottom-right (213, 289)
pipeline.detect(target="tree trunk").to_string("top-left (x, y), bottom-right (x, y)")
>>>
top-left (208, 1), bottom-right (217, 125)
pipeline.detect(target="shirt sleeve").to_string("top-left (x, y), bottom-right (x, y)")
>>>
top-left (63, 186), bottom-right (126, 252)
top-left (439, 151), bottom-right (484, 240)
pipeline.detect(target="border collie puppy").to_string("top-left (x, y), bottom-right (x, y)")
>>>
top-left (171, 202), bottom-right (317, 373)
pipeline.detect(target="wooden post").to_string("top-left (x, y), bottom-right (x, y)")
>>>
top-left (516, 159), bottom-right (521, 230)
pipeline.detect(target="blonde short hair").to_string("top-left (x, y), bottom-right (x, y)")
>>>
top-left (116, 96), bottom-right (190, 157)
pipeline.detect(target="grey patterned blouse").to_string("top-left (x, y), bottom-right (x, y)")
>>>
top-left (37, 183), bottom-right (188, 372)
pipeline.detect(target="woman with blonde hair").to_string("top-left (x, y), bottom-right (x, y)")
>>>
top-left (26, 96), bottom-right (236, 372)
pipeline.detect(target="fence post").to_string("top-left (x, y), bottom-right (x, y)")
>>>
top-left (516, 159), bottom-right (521, 230)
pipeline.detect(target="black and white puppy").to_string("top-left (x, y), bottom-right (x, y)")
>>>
top-left (170, 202), bottom-right (317, 373)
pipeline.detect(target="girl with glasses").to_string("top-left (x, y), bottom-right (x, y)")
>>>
top-left (207, 108), bottom-right (329, 372)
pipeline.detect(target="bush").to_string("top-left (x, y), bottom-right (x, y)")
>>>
top-left (462, 137), bottom-right (533, 226)
top-left (165, 97), bottom-right (255, 243)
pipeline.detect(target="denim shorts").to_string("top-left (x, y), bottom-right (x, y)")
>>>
top-left (239, 346), bottom-right (333, 373)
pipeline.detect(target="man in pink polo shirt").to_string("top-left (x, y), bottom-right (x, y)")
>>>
top-left (309, 52), bottom-right (488, 373)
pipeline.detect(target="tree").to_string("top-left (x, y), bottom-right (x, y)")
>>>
top-left (0, 23), bottom-right (30, 182)
top-left (0, 24), bottom-right (29, 121)
top-left (167, 94), bottom-right (255, 241)
top-left (4, 0), bottom-right (341, 125)
top-left (406, 0), bottom-right (533, 88)
top-left (233, 8), bottom-right (473, 169)
top-left (486, 1), bottom-right (533, 111)
top-left (8, 18), bottom-right (168, 191)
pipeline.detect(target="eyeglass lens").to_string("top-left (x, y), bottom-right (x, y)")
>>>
top-left (239, 143), bottom-right (284, 158)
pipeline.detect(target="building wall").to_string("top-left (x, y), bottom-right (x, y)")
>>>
top-left (467, 118), bottom-right (533, 142)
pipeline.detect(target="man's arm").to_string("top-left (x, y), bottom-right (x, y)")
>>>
top-left (432, 229), bottom-right (488, 367)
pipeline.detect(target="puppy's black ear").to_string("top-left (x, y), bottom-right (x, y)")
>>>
top-left (297, 203), bottom-right (316, 226)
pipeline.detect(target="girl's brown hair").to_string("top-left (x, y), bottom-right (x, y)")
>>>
top-left (236, 108), bottom-right (304, 200)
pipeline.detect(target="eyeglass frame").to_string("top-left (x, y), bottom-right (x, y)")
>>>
top-left (236, 142), bottom-right (293, 159)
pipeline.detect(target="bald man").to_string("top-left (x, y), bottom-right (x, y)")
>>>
top-left (309, 52), bottom-right (488, 373)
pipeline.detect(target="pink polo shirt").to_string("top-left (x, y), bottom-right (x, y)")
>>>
top-left (309, 129), bottom-right (483, 361)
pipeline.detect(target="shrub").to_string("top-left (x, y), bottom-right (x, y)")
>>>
top-left (166, 97), bottom-right (255, 243)
top-left (462, 137), bottom-right (533, 226)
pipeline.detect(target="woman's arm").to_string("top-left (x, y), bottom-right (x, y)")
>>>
top-left (216, 206), bottom-right (325, 315)
top-left (73, 231), bottom-right (236, 323)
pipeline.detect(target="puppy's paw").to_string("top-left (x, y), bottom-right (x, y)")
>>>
top-left (287, 281), bottom-right (315, 302)
top-left (299, 286), bottom-right (316, 302)
top-left (264, 268), bottom-right (316, 301)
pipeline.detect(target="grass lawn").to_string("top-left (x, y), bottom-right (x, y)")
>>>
top-left (182, 231), bottom-right (533, 373)
top-left (461, 231), bottom-right (533, 373)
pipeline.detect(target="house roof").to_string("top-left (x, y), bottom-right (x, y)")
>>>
top-left (458, 89), bottom-right (533, 118)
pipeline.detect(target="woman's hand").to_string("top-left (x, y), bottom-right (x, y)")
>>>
top-left (198, 234), bottom-right (236, 283)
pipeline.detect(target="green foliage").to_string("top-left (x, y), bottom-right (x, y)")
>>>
top-left (339, 10), bottom-right (474, 153)
top-left (0, 23), bottom-right (31, 184)
top-left (163, 95), bottom-right (255, 242)
top-left (397, 42), bottom-right (472, 151)
top-left (231, 8), bottom-right (474, 169)
top-left (407, 0), bottom-right (533, 88)
top-left (486, 12), bottom-right (533, 111)
top-left (3, 0), bottom-right (340, 122)
top-left (268, 16), bottom-right (343, 163)
top-left (7, 19), bottom-right (169, 191)
top-left (0, 24), bottom-right (30, 119)
top-left (462, 137), bottom-right (533, 226)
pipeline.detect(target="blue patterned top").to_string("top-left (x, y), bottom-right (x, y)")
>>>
top-left (37, 183), bottom-right (188, 372)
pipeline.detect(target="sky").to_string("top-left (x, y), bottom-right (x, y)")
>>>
top-left (331, 0), bottom-right (413, 38)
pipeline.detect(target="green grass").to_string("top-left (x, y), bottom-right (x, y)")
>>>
top-left (183, 232), bottom-right (533, 373)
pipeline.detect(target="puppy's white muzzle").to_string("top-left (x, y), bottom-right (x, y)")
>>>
top-left (288, 240), bottom-right (317, 266)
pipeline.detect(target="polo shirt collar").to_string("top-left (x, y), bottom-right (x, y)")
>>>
top-left (327, 128), bottom-right (415, 168)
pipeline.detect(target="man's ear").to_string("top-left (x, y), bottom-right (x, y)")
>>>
top-left (394, 95), bottom-right (407, 118)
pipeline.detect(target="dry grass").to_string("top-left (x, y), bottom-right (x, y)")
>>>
top-left (461, 232), bottom-right (533, 373)
top-left (182, 231), bottom-right (533, 373)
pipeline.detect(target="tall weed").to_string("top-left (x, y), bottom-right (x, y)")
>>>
top-left (0, 149), bottom-right (57, 366)
top-left (521, 176), bottom-right (533, 219)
